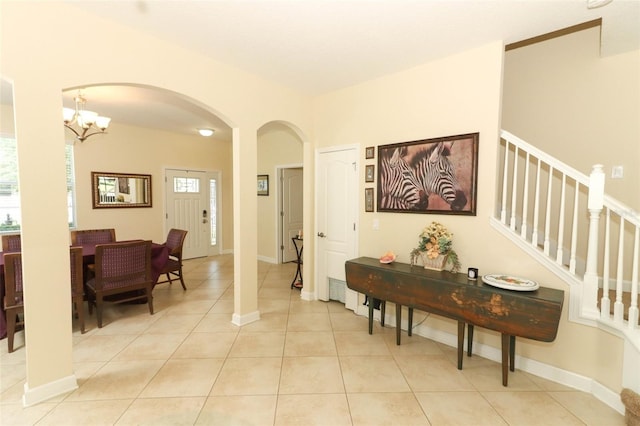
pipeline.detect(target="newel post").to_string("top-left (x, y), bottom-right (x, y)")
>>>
top-left (583, 164), bottom-right (605, 317)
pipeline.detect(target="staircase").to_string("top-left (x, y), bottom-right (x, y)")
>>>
top-left (491, 130), bottom-right (640, 392)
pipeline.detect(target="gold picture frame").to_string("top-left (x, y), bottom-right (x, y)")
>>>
top-left (365, 188), bottom-right (374, 212)
top-left (365, 164), bottom-right (375, 182)
top-left (257, 174), bottom-right (269, 196)
top-left (365, 146), bottom-right (375, 159)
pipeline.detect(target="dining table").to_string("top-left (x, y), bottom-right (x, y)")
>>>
top-left (0, 241), bottom-right (170, 340)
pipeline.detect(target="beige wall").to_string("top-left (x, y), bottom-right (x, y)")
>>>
top-left (314, 42), bottom-right (505, 266)
top-left (257, 122), bottom-right (304, 261)
top-left (313, 39), bottom-right (625, 392)
top-left (0, 104), bottom-right (14, 135)
top-left (73, 122), bottom-right (234, 250)
top-left (3, 102), bottom-right (236, 250)
top-left (2, 0), bottom-right (634, 405)
top-left (500, 26), bottom-right (640, 391)
top-left (503, 26), bottom-right (640, 210)
top-left (1, 1), bottom-right (311, 400)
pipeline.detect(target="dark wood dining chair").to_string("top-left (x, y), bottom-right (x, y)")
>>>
top-left (1, 233), bottom-right (21, 252)
top-left (85, 240), bottom-right (154, 328)
top-left (70, 228), bottom-right (116, 246)
top-left (71, 228), bottom-right (116, 281)
top-left (156, 228), bottom-right (188, 290)
top-left (69, 246), bottom-right (86, 334)
top-left (2, 247), bottom-right (87, 352)
top-left (3, 252), bottom-right (24, 353)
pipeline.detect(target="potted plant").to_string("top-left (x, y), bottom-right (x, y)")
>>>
top-left (410, 221), bottom-right (461, 273)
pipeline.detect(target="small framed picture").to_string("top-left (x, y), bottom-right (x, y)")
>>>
top-left (365, 146), bottom-right (375, 159)
top-left (257, 174), bottom-right (269, 196)
top-left (365, 165), bottom-right (375, 183)
top-left (365, 188), bottom-right (374, 212)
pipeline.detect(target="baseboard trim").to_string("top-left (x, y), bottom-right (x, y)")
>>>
top-left (23, 374), bottom-right (78, 407)
top-left (300, 288), bottom-right (314, 301)
top-left (231, 310), bottom-right (260, 326)
top-left (351, 303), bottom-right (625, 415)
top-left (257, 255), bottom-right (277, 264)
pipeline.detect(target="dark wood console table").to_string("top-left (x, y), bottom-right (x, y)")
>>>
top-left (345, 256), bottom-right (564, 386)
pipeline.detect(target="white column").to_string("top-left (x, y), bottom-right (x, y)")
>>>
top-left (232, 126), bottom-right (260, 326)
top-left (13, 80), bottom-right (77, 405)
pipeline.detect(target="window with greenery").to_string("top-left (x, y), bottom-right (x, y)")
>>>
top-left (0, 137), bottom-right (76, 232)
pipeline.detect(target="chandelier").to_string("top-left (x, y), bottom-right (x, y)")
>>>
top-left (63, 91), bottom-right (111, 142)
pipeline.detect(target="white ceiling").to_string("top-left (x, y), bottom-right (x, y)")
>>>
top-left (3, 0), bottom-right (639, 140)
top-left (70, 0), bottom-right (639, 95)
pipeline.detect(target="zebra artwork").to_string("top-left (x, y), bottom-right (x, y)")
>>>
top-left (376, 133), bottom-right (478, 215)
top-left (409, 141), bottom-right (467, 211)
top-left (378, 147), bottom-right (428, 211)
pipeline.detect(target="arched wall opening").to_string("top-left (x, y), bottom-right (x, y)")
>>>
top-left (257, 121), bottom-right (305, 265)
top-left (62, 83), bottom-right (236, 248)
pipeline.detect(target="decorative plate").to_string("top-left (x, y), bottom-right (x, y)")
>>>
top-left (481, 274), bottom-right (539, 291)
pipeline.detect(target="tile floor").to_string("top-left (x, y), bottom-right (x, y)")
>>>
top-left (0, 255), bottom-right (625, 425)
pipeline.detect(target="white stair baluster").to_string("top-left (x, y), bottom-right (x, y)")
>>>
top-left (544, 166), bottom-right (553, 256)
top-left (628, 226), bottom-right (639, 329)
top-left (500, 139), bottom-right (509, 224)
top-left (601, 208), bottom-right (611, 320)
top-left (614, 216), bottom-right (625, 325)
top-left (532, 158), bottom-right (541, 247)
top-left (556, 173), bottom-right (566, 265)
top-left (569, 180), bottom-right (579, 274)
top-left (510, 146), bottom-right (518, 231)
top-left (521, 152), bottom-right (530, 239)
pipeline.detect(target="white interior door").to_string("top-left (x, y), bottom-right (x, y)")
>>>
top-left (316, 147), bottom-right (358, 308)
top-left (165, 169), bottom-right (209, 259)
top-left (281, 167), bottom-right (303, 263)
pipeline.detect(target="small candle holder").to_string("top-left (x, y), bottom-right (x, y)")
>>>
top-left (467, 267), bottom-right (479, 280)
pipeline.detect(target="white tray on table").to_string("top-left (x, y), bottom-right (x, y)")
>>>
top-left (481, 274), bottom-right (539, 291)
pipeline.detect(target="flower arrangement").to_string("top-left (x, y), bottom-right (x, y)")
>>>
top-left (410, 221), bottom-right (461, 273)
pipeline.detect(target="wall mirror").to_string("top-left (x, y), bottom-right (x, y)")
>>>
top-left (91, 172), bottom-right (152, 208)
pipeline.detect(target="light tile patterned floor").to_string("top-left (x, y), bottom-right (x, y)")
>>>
top-left (0, 255), bottom-right (625, 425)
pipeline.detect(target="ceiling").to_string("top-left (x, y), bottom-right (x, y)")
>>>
top-left (3, 0), bottom-right (639, 140)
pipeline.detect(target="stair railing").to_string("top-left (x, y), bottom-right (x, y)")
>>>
top-left (495, 130), bottom-right (639, 343)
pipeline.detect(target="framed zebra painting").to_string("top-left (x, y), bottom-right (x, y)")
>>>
top-left (376, 132), bottom-right (478, 215)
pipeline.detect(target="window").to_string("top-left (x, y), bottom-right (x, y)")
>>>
top-left (173, 177), bottom-right (200, 193)
top-left (0, 137), bottom-right (76, 232)
top-left (210, 178), bottom-right (217, 245)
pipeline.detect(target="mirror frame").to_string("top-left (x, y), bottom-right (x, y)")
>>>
top-left (91, 172), bottom-right (153, 209)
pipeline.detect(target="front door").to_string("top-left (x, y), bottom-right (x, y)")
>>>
top-left (281, 167), bottom-right (303, 263)
top-left (315, 146), bottom-right (358, 309)
top-left (165, 169), bottom-right (209, 259)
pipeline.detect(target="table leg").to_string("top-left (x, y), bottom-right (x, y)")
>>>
top-left (407, 308), bottom-right (413, 336)
top-left (467, 324), bottom-right (474, 357)
top-left (501, 333), bottom-right (510, 386)
top-left (395, 304), bottom-right (402, 345)
top-left (510, 335), bottom-right (516, 372)
top-left (380, 301), bottom-right (386, 327)
top-left (457, 321), bottom-right (465, 370)
top-left (368, 298), bottom-right (374, 335)
top-left (290, 238), bottom-right (303, 289)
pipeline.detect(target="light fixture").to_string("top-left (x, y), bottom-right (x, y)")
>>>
top-left (63, 90), bottom-right (111, 142)
top-left (587, 0), bottom-right (613, 9)
top-left (198, 128), bottom-right (214, 137)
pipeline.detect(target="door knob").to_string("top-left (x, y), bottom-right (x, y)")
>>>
top-left (317, 232), bottom-right (326, 238)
